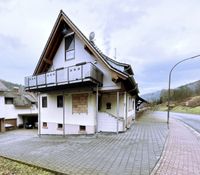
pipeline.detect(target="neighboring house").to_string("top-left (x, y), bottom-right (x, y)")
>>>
top-left (0, 80), bottom-right (38, 132)
top-left (25, 10), bottom-right (142, 135)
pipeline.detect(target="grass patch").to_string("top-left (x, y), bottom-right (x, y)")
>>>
top-left (0, 156), bottom-right (55, 175)
top-left (172, 106), bottom-right (200, 115)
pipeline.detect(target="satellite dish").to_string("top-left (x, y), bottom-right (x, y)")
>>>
top-left (89, 32), bottom-right (95, 41)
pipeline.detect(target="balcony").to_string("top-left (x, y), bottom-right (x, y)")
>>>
top-left (25, 62), bottom-right (103, 91)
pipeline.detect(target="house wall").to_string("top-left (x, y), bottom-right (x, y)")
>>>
top-left (0, 96), bottom-right (4, 117)
top-left (50, 35), bottom-right (119, 89)
top-left (40, 91), bottom-right (96, 135)
top-left (40, 34), bottom-right (135, 134)
top-left (100, 93), bottom-right (124, 118)
top-left (0, 95), bottom-right (37, 126)
top-left (97, 112), bottom-right (124, 132)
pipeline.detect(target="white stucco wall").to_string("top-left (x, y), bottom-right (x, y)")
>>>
top-left (50, 35), bottom-right (119, 90)
top-left (39, 33), bottom-right (136, 134)
top-left (97, 112), bottom-right (124, 132)
top-left (0, 95), bottom-right (38, 126)
top-left (0, 96), bottom-right (4, 118)
top-left (127, 95), bottom-right (136, 119)
top-left (100, 93), bottom-right (124, 118)
top-left (40, 92), bottom-right (96, 134)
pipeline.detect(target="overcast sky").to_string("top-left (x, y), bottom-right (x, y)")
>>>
top-left (0, 0), bottom-right (200, 94)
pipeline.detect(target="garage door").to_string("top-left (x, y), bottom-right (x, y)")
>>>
top-left (5, 119), bottom-right (17, 128)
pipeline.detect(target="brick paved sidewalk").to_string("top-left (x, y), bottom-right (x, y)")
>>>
top-left (152, 119), bottom-right (200, 175)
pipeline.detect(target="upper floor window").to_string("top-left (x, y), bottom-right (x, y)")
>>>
top-left (5, 97), bottom-right (13, 104)
top-left (42, 96), bottom-right (47, 108)
top-left (65, 34), bottom-right (75, 61)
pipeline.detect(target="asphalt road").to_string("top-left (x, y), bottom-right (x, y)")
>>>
top-left (155, 111), bottom-right (200, 133)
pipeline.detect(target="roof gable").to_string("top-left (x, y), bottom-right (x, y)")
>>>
top-left (33, 10), bottom-right (129, 79)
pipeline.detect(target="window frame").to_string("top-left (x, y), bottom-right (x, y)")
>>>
top-left (57, 95), bottom-right (63, 108)
top-left (106, 102), bottom-right (112, 109)
top-left (42, 96), bottom-right (47, 108)
top-left (80, 125), bottom-right (86, 131)
top-left (42, 122), bottom-right (48, 128)
top-left (57, 123), bottom-right (63, 129)
top-left (5, 97), bottom-right (14, 105)
top-left (65, 33), bottom-right (75, 61)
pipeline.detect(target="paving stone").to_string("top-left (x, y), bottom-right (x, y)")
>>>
top-left (0, 112), bottom-right (168, 175)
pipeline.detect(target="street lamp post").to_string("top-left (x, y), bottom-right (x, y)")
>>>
top-left (167, 54), bottom-right (200, 124)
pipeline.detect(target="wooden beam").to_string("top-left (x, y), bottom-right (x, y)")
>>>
top-left (43, 58), bottom-right (53, 65)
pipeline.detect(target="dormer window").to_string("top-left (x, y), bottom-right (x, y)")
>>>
top-left (65, 33), bottom-right (75, 61)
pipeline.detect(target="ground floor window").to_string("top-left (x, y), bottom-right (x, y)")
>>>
top-left (42, 122), bottom-right (47, 128)
top-left (80, 125), bottom-right (86, 131)
top-left (106, 102), bottom-right (111, 109)
top-left (58, 123), bottom-right (63, 129)
top-left (57, 95), bottom-right (63, 108)
top-left (5, 97), bottom-right (13, 104)
top-left (42, 96), bottom-right (47, 108)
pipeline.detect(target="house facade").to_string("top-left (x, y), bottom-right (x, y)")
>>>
top-left (25, 10), bottom-right (140, 135)
top-left (0, 80), bottom-right (38, 132)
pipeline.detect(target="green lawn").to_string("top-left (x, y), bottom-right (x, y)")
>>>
top-left (157, 104), bottom-right (200, 115)
top-left (0, 157), bottom-right (55, 175)
top-left (172, 106), bottom-right (200, 115)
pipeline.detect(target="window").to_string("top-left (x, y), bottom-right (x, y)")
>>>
top-left (5, 97), bottom-right (13, 104)
top-left (58, 123), bottom-right (63, 129)
top-left (106, 102), bottom-right (111, 109)
top-left (57, 95), bottom-right (63, 108)
top-left (43, 122), bottom-right (47, 128)
top-left (42, 96), bottom-right (47, 108)
top-left (129, 97), bottom-right (133, 111)
top-left (72, 94), bottom-right (88, 114)
top-left (65, 34), bottom-right (75, 60)
top-left (80, 125), bottom-right (86, 131)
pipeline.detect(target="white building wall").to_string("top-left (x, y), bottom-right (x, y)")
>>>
top-left (127, 94), bottom-right (136, 119)
top-left (0, 96), bottom-right (4, 118)
top-left (40, 34), bottom-right (136, 134)
top-left (40, 92), bottom-right (96, 135)
top-left (100, 93), bottom-right (124, 118)
top-left (97, 112), bottom-right (124, 132)
top-left (51, 35), bottom-right (119, 89)
top-left (0, 95), bottom-right (38, 126)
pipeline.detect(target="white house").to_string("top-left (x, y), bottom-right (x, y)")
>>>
top-left (0, 80), bottom-right (38, 132)
top-left (25, 10), bottom-right (141, 135)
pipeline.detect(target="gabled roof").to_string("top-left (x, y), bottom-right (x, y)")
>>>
top-left (33, 10), bottom-right (139, 95)
top-left (33, 10), bottom-right (130, 79)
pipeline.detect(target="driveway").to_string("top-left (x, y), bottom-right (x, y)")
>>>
top-left (0, 113), bottom-right (168, 175)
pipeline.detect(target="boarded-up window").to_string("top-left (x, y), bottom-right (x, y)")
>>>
top-left (72, 94), bottom-right (88, 114)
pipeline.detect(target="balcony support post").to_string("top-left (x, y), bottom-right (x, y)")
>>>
top-left (38, 92), bottom-right (41, 137)
top-left (116, 91), bottom-right (119, 134)
top-left (63, 91), bottom-right (65, 137)
top-left (96, 85), bottom-right (98, 133)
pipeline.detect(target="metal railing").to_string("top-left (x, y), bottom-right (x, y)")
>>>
top-left (25, 62), bottom-right (103, 89)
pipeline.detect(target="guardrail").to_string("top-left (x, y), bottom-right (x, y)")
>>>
top-left (25, 62), bottom-right (103, 90)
